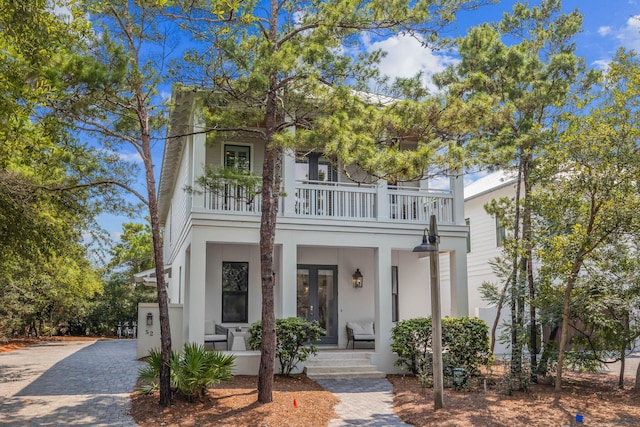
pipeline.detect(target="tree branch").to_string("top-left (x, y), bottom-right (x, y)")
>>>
top-left (43, 180), bottom-right (148, 206)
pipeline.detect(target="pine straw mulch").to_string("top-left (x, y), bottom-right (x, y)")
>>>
top-left (130, 374), bottom-right (339, 427)
top-left (388, 366), bottom-right (640, 427)
top-left (131, 367), bottom-right (640, 427)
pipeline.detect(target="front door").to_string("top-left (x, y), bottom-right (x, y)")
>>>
top-left (296, 265), bottom-right (338, 344)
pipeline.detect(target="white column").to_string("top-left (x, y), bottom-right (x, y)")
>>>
top-left (373, 245), bottom-right (394, 371)
top-left (191, 115), bottom-right (207, 209)
top-left (279, 238), bottom-right (297, 318)
top-left (451, 173), bottom-right (465, 225)
top-left (187, 231), bottom-right (207, 344)
top-left (449, 248), bottom-right (469, 317)
top-left (419, 176), bottom-right (429, 191)
top-left (376, 181), bottom-right (389, 221)
top-left (282, 149), bottom-right (297, 216)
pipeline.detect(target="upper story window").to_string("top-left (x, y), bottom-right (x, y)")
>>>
top-left (496, 217), bottom-right (507, 247)
top-left (225, 144), bottom-right (250, 170)
top-left (296, 152), bottom-right (336, 182)
top-left (465, 218), bottom-right (471, 253)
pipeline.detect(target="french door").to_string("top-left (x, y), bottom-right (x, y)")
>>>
top-left (296, 265), bottom-right (338, 344)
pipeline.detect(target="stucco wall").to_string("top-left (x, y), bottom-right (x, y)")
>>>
top-left (136, 303), bottom-right (184, 359)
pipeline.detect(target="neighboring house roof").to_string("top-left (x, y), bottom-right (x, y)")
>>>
top-left (133, 266), bottom-right (172, 286)
top-left (464, 170), bottom-right (517, 201)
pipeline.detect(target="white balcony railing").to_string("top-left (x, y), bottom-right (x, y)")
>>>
top-left (203, 185), bottom-right (263, 214)
top-left (294, 181), bottom-right (377, 219)
top-left (201, 181), bottom-right (455, 224)
top-left (388, 186), bottom-right (454, 223)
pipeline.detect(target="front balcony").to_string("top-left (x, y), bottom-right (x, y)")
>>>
top-left (201, 179), bottom-right (456, 224)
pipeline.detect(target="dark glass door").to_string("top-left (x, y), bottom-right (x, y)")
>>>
top-left (296, 265), bottom-right (338, 344)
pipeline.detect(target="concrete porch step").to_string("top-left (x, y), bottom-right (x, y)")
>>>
top-left (305, 364), bottom-right (381, 373)
top-left (305, 358), bottom-right (372, 367)
top-left (305, 369), bottom-right (386, 380)
top-left (304, 351), bottom-right (385, 380)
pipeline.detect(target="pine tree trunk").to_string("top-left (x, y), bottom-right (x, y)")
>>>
top-left (257, 141), bottom-right (279, 403)
top-left (142, 122), bottom-right (172, 407)
top-left (510, 160), bottom-right (525, 384)
top-left (523, 168), bottom-right (537, 380)
top-left (257, 33), bottom-right (281, 400)
top-left (120, 1), bottom-right (172, 407)
top-left (619, 349), bottom-right (625, 388)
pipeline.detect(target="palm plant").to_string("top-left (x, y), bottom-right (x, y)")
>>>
top-left (139, 343), bottom-right (235, 400)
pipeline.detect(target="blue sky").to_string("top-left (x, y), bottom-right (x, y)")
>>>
top-left (97, 0), bottom-right (640, 246)
top-left (367, 0), bottom-right (640, 90)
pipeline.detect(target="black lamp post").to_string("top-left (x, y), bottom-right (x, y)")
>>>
top-left (413, 214), bottom-right (444, 410)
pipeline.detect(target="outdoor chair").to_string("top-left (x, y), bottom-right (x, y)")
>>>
top-left (346, 321), bottom-right (375, 349)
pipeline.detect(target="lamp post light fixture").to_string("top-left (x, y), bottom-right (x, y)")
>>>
top-left (352, 269), bottom-right (363, 288)
top-left (413, 214), bottom-right (444, 410)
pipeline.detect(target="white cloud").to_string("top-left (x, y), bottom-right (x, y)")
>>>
top-left (364, 34), bottom-right (458, 93)
top-left (615, 16), bottom-right (640, 52)
top-left (598, 26), bottom-right (612, 36)
top-left (118, 151), bottom-right (143, 163)
top-left (592, 59), bottom-right (611, 71)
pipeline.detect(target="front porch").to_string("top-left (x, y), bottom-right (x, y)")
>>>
top-left (175, 230), bottom-right (469, 374)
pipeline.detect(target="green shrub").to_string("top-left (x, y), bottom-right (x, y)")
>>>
top-left (441, 317), bottom-right (491, 376)
top-left (391, 316), bottom-right (490, 380)
top-left (139, 343), bottom-right (235, 400)
top-left (248, 317), bottom-right (325, 376)
top-left (390, 317), bottom-right (432, 375)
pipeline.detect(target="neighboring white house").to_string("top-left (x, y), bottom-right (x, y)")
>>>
top-left (464, 170), bottom-right (518, 355)
top-left (145, 87), bottom-right (471, 374)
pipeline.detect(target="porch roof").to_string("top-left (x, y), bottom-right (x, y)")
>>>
top-left (132, 266), bottom-right (172, 287)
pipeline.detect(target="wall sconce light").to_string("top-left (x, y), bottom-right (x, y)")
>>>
top-left (352, 269), bottom-right (363, 288)
top-left (146, 312), bottom-right (153, 327)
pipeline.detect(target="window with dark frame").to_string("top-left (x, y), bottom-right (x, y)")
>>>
top-left (222, 262), bottom-right (249, 323)
top-left (224, 144), bottom-right (250, 170)
top-left (465, 218), bottom-right (471, 253)
top-left (391, 266), bottom-right (399, 322)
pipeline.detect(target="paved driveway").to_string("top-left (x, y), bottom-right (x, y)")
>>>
top-left (0, 339), bottom-right (141, 426)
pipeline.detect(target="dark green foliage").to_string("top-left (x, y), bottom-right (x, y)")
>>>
top-left (391, 316), bottom-right (491, 380)
top-left (442, 317), bottom-right (491, 376)
top-left (139, 343), bottom-right (235, 401)
top-left (248, 317), bottom-right (325, 376)
top-left (84, 273), bottom-right (157, 336)
top-left (390, 317), bottom-right (432, 375)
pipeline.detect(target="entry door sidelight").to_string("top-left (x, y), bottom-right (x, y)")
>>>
top-left (296, 265), bottom-right (338, 344)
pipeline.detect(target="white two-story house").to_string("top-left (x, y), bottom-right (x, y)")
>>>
top-left (151, 87), bottom-right (471, 374)
top-left (464, 170), bottom-right (518, 355)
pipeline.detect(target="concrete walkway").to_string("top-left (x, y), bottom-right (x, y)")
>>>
top-left (0, 339), bottom-right (141, 426)
top-left (316, 378), bottom-right (410, 426)
top-left (601, 352), bottom-right (640, 379)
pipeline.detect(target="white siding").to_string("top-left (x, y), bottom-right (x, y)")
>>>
top-left (465, 180), bottom-right (517, 355)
